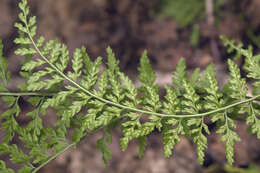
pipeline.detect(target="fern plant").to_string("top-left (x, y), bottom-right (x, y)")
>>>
top-left (0, 0), bottom-right (260, 172)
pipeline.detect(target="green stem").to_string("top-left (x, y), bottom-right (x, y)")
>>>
top-left (0, 92), bottom-right (54, 97)
top-left (31, 143), bottom-right (75, 173)
top-left (32, 125), bottom-right (104, 173)
top-left (24, 21), bottom-right (260, 119)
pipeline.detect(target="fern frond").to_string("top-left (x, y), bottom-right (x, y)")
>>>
top-left (1, 97), bottom-right (20, 143)
top-left (1, 1), bottom-right (260, 171)
top-left (203, 64), bottom-right (223, 109)
top-left (96, 130), bottom-right (112, 167)
top-left (0, 143), bottom-right (31, 165)
top-left (182, 79), bottom-right (208, 164)
top-left (246, 102), bottom-right (260, 138)
top-left (162, 119), bottom-right (181, 157)
top-left (217, 112), bottom-right (240, 165)
top-left (227, 59), bottom-right (247, 100)
top-left (0, 160), bottom-right (14, 173)
top-left (68, 48), bottom-right (84, 81)
top-left (138, 50), bottom-right (156, 86)
top-left (81, 56), bottom-right (102, 90)
top-left (172, 58), bottom-right (187, 95)
top-left (221, 35), bottom-right (260, 87)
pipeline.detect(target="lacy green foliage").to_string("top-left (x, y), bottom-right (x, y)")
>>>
top-left (0, 0), bottom-right (259, 172)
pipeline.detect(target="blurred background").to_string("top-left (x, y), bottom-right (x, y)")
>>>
top-left (0, 0), bottom-right (260, 172)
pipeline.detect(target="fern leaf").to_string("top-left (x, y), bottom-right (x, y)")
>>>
top-left (138, 50), bottom-right (156, 86)
top-left (0, 144), bottom-right (30, 164)
top-left (162, 122), bottom-right (180, 157)
top-left (172, 58), bottom-right (187, 94)
top-left (96, 70), bottom-right (108, 97)
top-left (221, 35), bottom-right (260, 86)
top-left (41, 40), bottom-right (56, 55)
top-left (217, 112), bottom-right (240, 165)
top-left (137, 136), bottom-right (147, 158)
top-left (0, 160), bottom-right (14, 173)
top-left (106, 47), bottom-right (119, 74)
top-left (60, 44), bottom-right (70, 72)
top-left (27, 68), bottom-right (54, 83)
top-left (95, 109), bottom-right (120, 127)
top-left (227, 59), bottom-right (247, 99)
top-left (27, 74), bottom-right (63, 91)
top-left (182, 80), bottom-right (208, 164)
top-left (48, 41), bottom-right (62, 63)
top-left (41, 89), bottom-right (77, 110)
top-left (204, 64), bottom-right (222, 107)
top-left (203, 64), bottom-right (225, 123)
top-left (119, 72), bottom-right (138, 107)
top-left (14, 23), bottom-right (27, 33)
top-left (244, 54), bottom-right (260, 81)
top-left (81, 57), bottom-right (102, 90)
top-left (162, 85), bottom-right (182, 157)
top-left (192, 124), bottom-right (209, 164)
top-left (97, 130), bottom-right (112, 167)
top-left (1, 98), bottom-right (20, 143)
top-left (82, 107), bottom-right (103, 130)
top-left (182, 80), bottom-right (200, 113)
top-left (25, 108), bottom-right (43, 139)
top-left (61, 99), bottom-right (89, 126)
top-left (143, 86), bottom-right (161, 111)
top-left (15, 47), bottom-right (36, 56)
top-left (18, 165), bottom-right (32, 173)
top-left (69, 48), bottom-right (84, 81)
top-left (189, 68), bottom-right (201, 89)
top-left (14, 37), bottom-right (31, 45)
top-left (21, 59), bottom-right (46, 71)
top-left (247, 102), bottom-right (260, 138)
top-left (120, 116), bottom-right (141, 150)
top-left (163, 85), bottom-right (180, 114)
top-left (106, 50), bottom-right (123, 103)
top-left (36, 36), bottom-right (45, 48)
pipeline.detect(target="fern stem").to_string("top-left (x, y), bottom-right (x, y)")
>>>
top-left (31, 142), bottom-right (75, 173)
top-left (0, 92), bottom-right (54, 97)
top-left (24, 22), bottom-right (260, 119)
top-left (32, 124), bottom-right (104, 173)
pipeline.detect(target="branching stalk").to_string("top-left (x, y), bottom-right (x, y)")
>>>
top-left (24, 24), bottom-right (260, 119)
top-left (0, 92), bottom-right (54, 97)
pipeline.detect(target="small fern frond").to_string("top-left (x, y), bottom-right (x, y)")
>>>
top-left (217, 111), bottom-right (241, 165)
top-left (227, 59), bottom-right (247, 100)
top-left (0, 160), bottom-right (14, 173)
top-left (172, 58), bottom-right (187, 94)
top-left (97, 130), bottom-right (112, 167)
top-left (246, 102), bottom-right (260, 138)
top-left (221, 35), bottom-right (260, 87)
top-left (138, 50), bottom-right (156, 86)
top-left (68, 48), bottom-right (84, 81)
